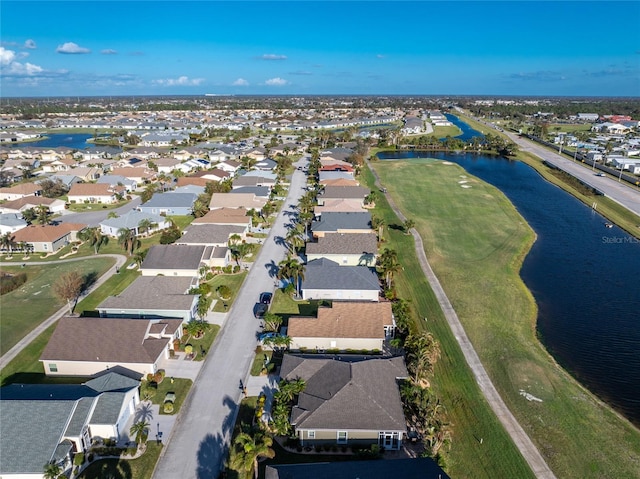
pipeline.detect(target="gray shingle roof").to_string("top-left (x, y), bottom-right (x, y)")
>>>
top-left (311, 212), bottom-right (371, 233)
top-left (301, 259), bottom-right (379, 291)
top-left (178, 224), bottom-right (246, 246)
top-left (0, 400), bottom-right (76, 474)
top-left (100, 210), bottom-right (167, 231)
top-left (305, 232), bottom-right (378, 255)
top-left (229, 186), bottom-right (270, 197)
top-left (142, 192), bottom-right (197, 208)
top-left (90, 392), bottom-right (126, 424)
top-left (281, 355), bottom-right (407, 431)
top-left (141, 244), bottom-right (206, 271)
top-left (320, 185), bottom-right (369, 200)
top-left (98, 275), bottom-right (197, 311)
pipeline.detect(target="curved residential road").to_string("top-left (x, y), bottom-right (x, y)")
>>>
top-left (58, 196), bottom-right (142, 227)
top-left (367, 161), bottom-right (557, 479)
top-left (152, 158), bottom-right (309, 479)
top-left (0, 254), bottom-right (127, 369)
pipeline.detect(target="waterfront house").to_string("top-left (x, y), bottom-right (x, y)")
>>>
top-left (301, 258), bottom-right (380, 301)
top-left (306, 232), bottom-right (378, 266)
top-left (12, 223), bottom-right (87, 253)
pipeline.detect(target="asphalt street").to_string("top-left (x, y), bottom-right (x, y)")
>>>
top-left (58, 195), bottom-right (142, 226)
top-left (152, 158), bottom-right (308, 479)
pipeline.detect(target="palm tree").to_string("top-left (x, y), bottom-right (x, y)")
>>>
top-left (43, 462), bottom-right (61, 479)
top-left (0, 232), bottom-right (16, 255)
top-left (405, 332), bottom-right (441, 387)
top-left (133, 249), bottom-right (148, 268)
top-left (403, 219), bottom-right (415, 234)
top-left (378, 248), bottom-right (400, 289)
top-left (287, 259), bottom-right (306, 298)
top-left (371, 215), bottom-right (385, 240)
top-left (137, 218), bottom-right (157, 236)
top-left (285, 228), bottom-right (304, 253)
top-left (230, 431), bottom-right (275, 479)
top-left (117, 228), bottom-right (140, 255)
top-left (79, 227), bottom-right (108, 254)
top-left (130, 420), bottom-right (150, 448)
top-left (35, 205), bottom-right (51, 225)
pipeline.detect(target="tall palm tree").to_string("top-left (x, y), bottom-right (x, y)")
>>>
top-left (378, 248), bottom-right (400, 289)
top-left (79, 227), bottom-right (108, 254)
top-left (285, 228), bottom-right (304, 254)
top-left (129, 420), bottom-right (150, 448)
top-left (137, 218), bottom-right (157, 236)
top-left (371, 215), bottom-right (385, 240)
top-left (35, 205), bottom-right (51, 225)
top-left (117, 228), bottom-right (140, 255)
top-left (0, 232), bottom-right (16, 255)
top-left (230, 431), bottom-right (275, 479)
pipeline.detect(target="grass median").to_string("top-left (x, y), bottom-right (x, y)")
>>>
top-left (367, 158), bottom-right (640, 478)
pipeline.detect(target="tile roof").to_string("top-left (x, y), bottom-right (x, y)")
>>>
top-left (288, 301), bottom-right (392, 339)
top-left (40, 316), bottom-right (181, 364)
top-left (281, 355), bottom-right (408, 431)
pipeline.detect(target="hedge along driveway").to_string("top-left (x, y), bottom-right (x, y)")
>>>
top-left (0, 257), bottom-right (115, 354)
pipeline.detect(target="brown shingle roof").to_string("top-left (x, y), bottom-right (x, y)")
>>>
top-left (319, 178), bottom-right (360, 187)
top-left (68, 183), bottom-right (114, 197)
top-left (0, 183), bottom-right (42, 195)
top-left (288, 301), bottom-right (392, 339)
top-left (40, 317), bottom-right (181, 364)
top-left (306, 232), bottom-right (377, 255)
top-left (193, 207), bottom-right (251, 225)
top-left (13, 223), bottom-right (86, 243)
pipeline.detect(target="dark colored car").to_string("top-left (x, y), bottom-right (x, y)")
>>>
top-left (254, 303), bottom-right (268, 319)
top-left (259, 292), bottom-right (273, 305)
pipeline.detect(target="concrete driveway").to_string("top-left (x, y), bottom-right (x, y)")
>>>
top-left (152, 156), bottom-right (309, 479)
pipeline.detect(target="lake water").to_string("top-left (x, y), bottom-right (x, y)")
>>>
top-left (377, 149), bottom-right (640, 427)
top-left (2, 133), bottom-right (122, 155)
top-left (444, 112), bottom-right (485, 141)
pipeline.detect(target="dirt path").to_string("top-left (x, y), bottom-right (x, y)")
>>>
top-left (367, 160), bottom-right (557, 479)
top-left (0, 254), bottom-right (128, 370)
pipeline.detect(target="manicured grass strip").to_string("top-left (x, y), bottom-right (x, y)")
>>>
top-left (77, 442), bottom-right (162, 479)
top-left (180, 325), bottom-right (220, 361)
top-left (208, 272), bottom-right (248, 312)
top-left (368, 159), bottom-right (640, 478)
top-left (0, 324), bottom-right (56, 385)
top-left (0, 258), bottom-right (114, 353)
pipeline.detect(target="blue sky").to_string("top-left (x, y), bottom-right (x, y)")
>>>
top-left (1, 1), bottom-right (638, 97)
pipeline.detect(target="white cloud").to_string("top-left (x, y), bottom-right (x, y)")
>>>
top-left (265, 77), bottom-right (288, 86)
top-left (261, 54), bottom-right (287, 61)
top-left (56, 42), bottom-right (91, 54)
top-left (0, 46), bottom-right (43, 76)
top-left (24, 39), bottom-right (37, 49)
top-left (101, 49), bottom-right (118, 55)
top-left (152, 75), bottom-right (205, 86)
top-left (232, 78), bottom-right (249, 86)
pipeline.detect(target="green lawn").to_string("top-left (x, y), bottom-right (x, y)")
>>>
top-left (0, 257), bottom-right (115, 353)
top-left (0, 324), bottom-right (57, 385)
top-left (77, 442), bottom-right (162, 479)
top-left (144, 377), bottom-right (193, 415)
top-left (179, 324), bottom-right (220, 361)
top-left (368, 159), bottom-right (640, 478)
top-left (430, 124), bottom-right (462, 138)
top-left (65, 200), bottom-right (129, 212)
top-left (208, 272), bottom-right (248, 312)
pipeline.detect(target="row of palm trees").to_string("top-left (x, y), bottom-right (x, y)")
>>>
top-left (0, 232), bottom-right (33, 256)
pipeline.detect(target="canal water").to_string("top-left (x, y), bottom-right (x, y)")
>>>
top-left (377, 149), bottom-right (640, 427)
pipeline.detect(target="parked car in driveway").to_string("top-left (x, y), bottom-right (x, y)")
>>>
top-left (254, 303), bottom-right (268, 319)
top-left (259, 292), bottom-right (272, 304)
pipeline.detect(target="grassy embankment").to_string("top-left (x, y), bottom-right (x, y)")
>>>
top-left (0, 257), bottom-right (115, 353)
top-left (456, 112), bottom-right (640, 239)
top-left (367, 158), bottom-right (640, 478)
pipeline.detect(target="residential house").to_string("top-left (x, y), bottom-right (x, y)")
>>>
top-left (96, 174), bottom-right (138, 193)
top-left (98, 275), bottom-right (199, 322)
top-left (314, 199), bottom-right (366, 216)
top-left (67, 183), bottom-right (123, 204)
top-left (265, 458), bottom-right (451, 479)
top-left (319, 177), bottom-right (360, 187)
top-left (0, 196), bottom-right (66, 215)
top-left (12, 223), bottom-right (87, 253)
top-left (192, 207), bottom-right (252, 227)
top-left (191, 168), bottom-right (230, 182)
top-left (288, 301), bottom-right (393, 352)
top-left (177, 224), bottom-right (247, 246)
top-left (216, 159), bottom-right (242, 174)
top-left (0, 182), bottom-right (42, 201)
top-left (140, 244), bottom-right (211, 277)
top-left (230, 186), bottom-right (271, 198)
top-left (154, 157), bottom-right (182, 173)
top-left (66, 166), bottom-right (101, 182)
top-left (280, 355), bottom-right (408, 449)
top-left (301, 258), bottom-right (380, 301)
top-left (40, 317), bottom-right (183, 377)
top-left (0, 373), bottom-right (140, 478)
top-left (0, 213), bottom-right (28, 235)
top-left (209, 192), bottom-right (267, 211)
top-left (138, 192), bottom-right (198, 216)
top-left (99, 210), bottom-right (171, 237)
top-left (310, 212), bottom-right (372, 239)
top-left (232, 174), bottom-right (276, 189)
top-left (306, 232), bottom-right (377, 266)
top-left (110, 167), bottom-right (155, 184)
top-left (318, 186), bottom-right (370, 207)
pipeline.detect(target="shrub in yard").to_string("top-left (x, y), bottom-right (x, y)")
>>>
top-left (73, 453), bottom-right (84, 466)
top-left (184, 344), bottom-right (193, 355)
top-left (217, 285), bottom-right (231, 299)
top-left (153, 369), bottom-right (165, 384)
top-left (163, 401), bottom-right (174, 414)
top-left (0, 272), bottom-right (27, 295)
top-left (173, 338), bottom-right (181, 351)
top-left (205, 272), bottom-right (214, 280)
